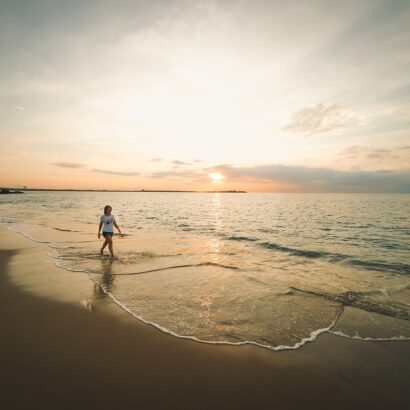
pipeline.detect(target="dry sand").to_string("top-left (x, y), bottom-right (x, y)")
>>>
top-left (0, 226), bottom-right (409, 409)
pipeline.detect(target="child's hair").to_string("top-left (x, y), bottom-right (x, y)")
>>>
top-left (104, 205), bottom-right (112, 215)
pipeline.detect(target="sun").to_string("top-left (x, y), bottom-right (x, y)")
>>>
top-left (209, 172), bottom-right (224, 182)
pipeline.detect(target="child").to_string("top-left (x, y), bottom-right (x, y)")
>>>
top-left (98, 205), bottom-right (121, 257)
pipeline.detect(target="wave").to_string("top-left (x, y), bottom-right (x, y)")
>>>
top-left (289, 286), bottom-right (410, 321)
top-left (4, 225), bottom-right (96, 246)
top-left (330, 330), bottom-right (410, 342)
top-left (91, 276), bottom-right (345, 352)
top-left (347, 259), bottom-right (410, 275)
top-left (47, 241), bottom-right (95, 248)
top-left (259, 241), bottom-right (333, 259)
top-left (51, 227), bottom-right (81, 233)
top-left (49, 253), bottom-right (345, 351)
top-left (224, 235), bottom-right (258, 242)
top-left (116, 261), bottom-right (239, 276)
top-left (257, 241), bottom-right (410, 275)
top-left (6, 227), bottom-right (53, 244)
top-left (54, 259), bottom-right (239, 276)
top-left (38, 251), bottom-right (410, 351)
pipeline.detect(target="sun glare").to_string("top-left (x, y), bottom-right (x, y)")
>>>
top-left (209, 172), bottom-right (224, 182)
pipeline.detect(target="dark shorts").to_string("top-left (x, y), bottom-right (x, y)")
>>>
top-left (102, 231), bottom-right (114, 237)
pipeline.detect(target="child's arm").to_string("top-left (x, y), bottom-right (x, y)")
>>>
top-left (114, 220), bottom-right (122, 234)
top-left (98, 221), bottom-right (103, 238)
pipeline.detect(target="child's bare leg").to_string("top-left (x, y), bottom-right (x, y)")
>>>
top-left (101, 237), bottom-right (109, 254)
top-left (107, 237), bottom-right (114, 257)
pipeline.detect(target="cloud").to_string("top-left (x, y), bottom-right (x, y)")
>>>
top-left (149, 162), bottom-right (410, 192)
top-left (193, 159), bottom-right (202, 163)
top-left (53, 162), bottom-right (86, 169)
top-left (172, 160), bottom-right (191, 165)
top-left (210, 163), bottom-right (410, 193)
top-left (150, 158), bottom-right (163, 162)
top-left (12, 105), bottom-right (24, 110)
top-left (338, 145), bottom-right (394, 160)
top-left (284, 103), bottom-right (363, 136)
top-left (150, 169), bottom-right (204, 180)
top-left (92, 168), bottom-right (139, 176)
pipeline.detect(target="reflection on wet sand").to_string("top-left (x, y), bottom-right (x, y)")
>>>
top-left (93, 257), bottom-right (116, 298)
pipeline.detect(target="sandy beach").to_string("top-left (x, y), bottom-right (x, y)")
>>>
top-left (0, 225), bottom-right (409, 410)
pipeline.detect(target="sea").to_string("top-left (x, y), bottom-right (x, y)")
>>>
top-left (1, 191), bottom-right (410, 351)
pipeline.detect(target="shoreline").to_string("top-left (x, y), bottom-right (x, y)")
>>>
top-left (1, 226), bottom-right (410, 409)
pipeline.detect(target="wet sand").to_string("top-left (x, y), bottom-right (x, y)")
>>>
top-left (1, 226), bottom-right (409, 409)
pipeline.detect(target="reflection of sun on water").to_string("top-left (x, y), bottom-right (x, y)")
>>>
top-left (209, 193), bottom-right (222, 263)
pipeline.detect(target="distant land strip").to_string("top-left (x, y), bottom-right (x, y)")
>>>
top-left (0, 188), bottom-right (247, 193)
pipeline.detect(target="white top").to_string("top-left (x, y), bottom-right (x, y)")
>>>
top-left (100, 214), bottom-right (115, 232)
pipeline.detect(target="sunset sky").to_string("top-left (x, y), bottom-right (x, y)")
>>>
top-left (1, 0), bottom-right (409, 192)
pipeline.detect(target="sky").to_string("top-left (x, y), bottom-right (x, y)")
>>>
top-left (0, 0), bottom-right (409, 192)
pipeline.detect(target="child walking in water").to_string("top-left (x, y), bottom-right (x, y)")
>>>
top-left (98, 205), bottom-right (121, 257)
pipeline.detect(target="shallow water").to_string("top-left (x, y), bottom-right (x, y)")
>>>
top-left (1, 191), bottom-right (410, 350)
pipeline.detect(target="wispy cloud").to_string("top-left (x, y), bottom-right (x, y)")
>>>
top-left (338, 145), bottom-right (395, 160)
top-left (92, 168), bottom-right (139, 176)
top-left (12, 105), bottom-right (24, 110)
top-left (172, 160), bottom-right (191, 165)
top-left (284, 103), bottom-right (363, 136)
top-left (150, 169), bottom-right (204, 180)
top-left (150, 158), bottom-right (163, 162)
top-left (53, 162), bottom-right (86, 169)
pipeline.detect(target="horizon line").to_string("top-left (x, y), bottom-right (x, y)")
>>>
top-left (1, 187), bottom-right (409, 194)
top-left (0, 187), bottom-right (247, 193)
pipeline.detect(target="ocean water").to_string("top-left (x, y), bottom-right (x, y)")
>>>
top-left (1, 191), bottom-right (410, 350)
